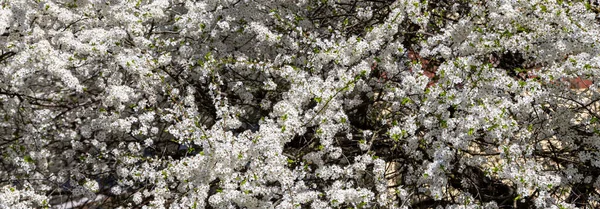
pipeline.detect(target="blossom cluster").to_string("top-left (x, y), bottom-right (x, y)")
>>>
top-left (1, 0), bottom-right (600, 208)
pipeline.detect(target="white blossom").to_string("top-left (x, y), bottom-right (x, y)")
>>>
top-left (1, 0), bottom-right (599, 208)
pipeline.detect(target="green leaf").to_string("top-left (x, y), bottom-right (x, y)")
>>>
top-left (314, 97), bottom-right (322, 103)
top-left (585, 2), bottom-right (592, 10)
top-left (360, 70), bottom-right (367, 76)
top-left (401, 97), bottom-right (411, 105)
top-left (391, 134), bottom-right (400, 141)
top-left (24, 156), bottom-right (34, 163)
top-left (41, 199), bottom-right (49, 209)
top-left (439, 91), bottom-right (447, 97)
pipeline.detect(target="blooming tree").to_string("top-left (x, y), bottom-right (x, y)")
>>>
top-left (2, 0), bottom-right (600, 208)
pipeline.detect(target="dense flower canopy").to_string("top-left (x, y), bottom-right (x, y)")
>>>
top-left (2, 0), bottom-right (600, 208)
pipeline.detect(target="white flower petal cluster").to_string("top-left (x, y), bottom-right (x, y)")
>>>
top-left (2, 0), bottom-right (600, 208)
